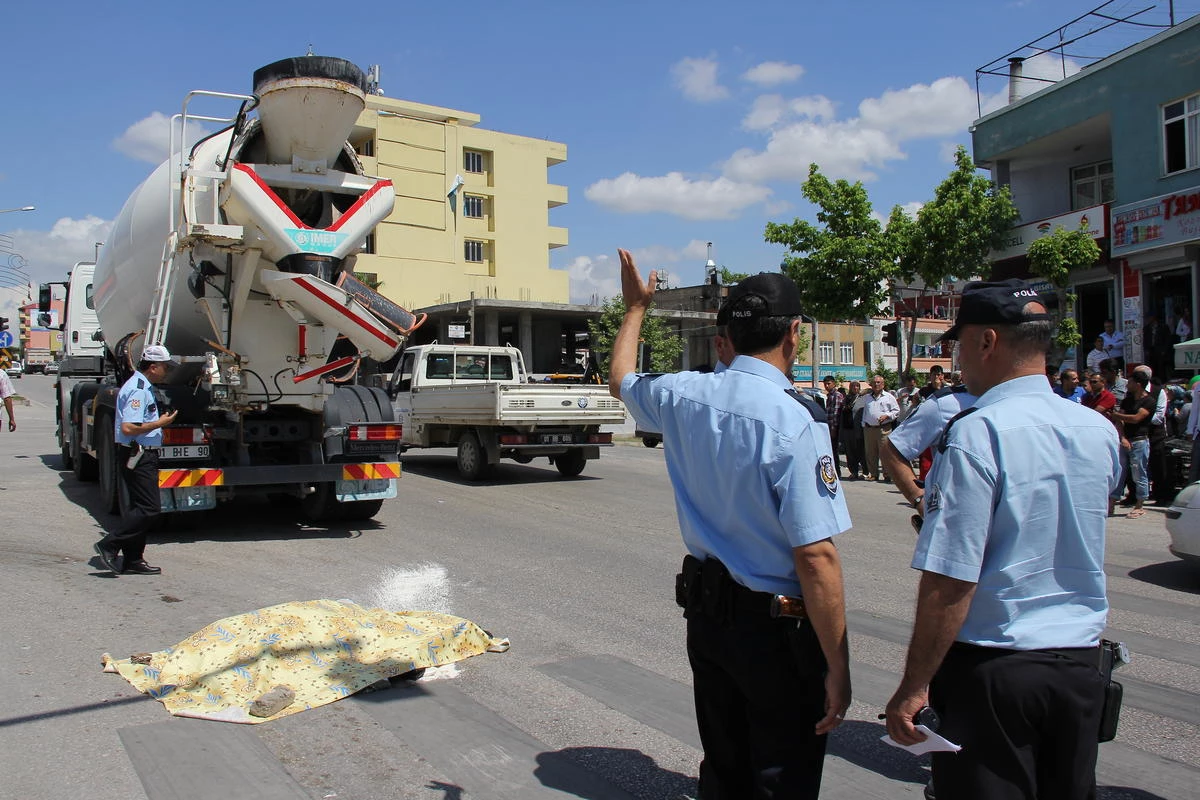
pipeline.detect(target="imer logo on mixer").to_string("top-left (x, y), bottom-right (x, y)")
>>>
top-left (286, 229), bottom-right (347, 255)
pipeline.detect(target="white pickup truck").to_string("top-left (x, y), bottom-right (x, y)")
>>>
top-left (388, 344), bottom-right (626, 479)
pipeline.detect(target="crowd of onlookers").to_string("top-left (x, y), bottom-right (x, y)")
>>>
top-left (818, 355), bottom-right (1198, 520)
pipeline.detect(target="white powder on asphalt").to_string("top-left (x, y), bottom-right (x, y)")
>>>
top-left (363, 563), bottom-right (451, 613)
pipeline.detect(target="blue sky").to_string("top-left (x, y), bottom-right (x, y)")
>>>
top-left (1, 0), bottom-right (1195, 320)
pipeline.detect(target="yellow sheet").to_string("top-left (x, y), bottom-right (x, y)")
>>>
top-left (103, 599), bottom-right (507, 723)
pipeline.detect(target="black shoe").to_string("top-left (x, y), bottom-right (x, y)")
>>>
top-left (94, 542), bottom-right (120, 574)
top-left (122, 560), bottom-right (162, 576)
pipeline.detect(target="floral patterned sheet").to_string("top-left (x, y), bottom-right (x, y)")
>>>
top-left (102, 599), bottom-right (508, 724)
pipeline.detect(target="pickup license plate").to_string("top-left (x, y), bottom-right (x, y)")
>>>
top-left (161, 445), bottom-right (210, 460)
top-left (539, 434), bottom-right (575, 444)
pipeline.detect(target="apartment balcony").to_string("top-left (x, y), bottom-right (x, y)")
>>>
top-left (547, 183), bottom-right (568, 209)
top-left (548, 226), bottom-right (568, 249)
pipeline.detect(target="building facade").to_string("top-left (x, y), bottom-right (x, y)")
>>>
top-left (972, 14), bottom-right (1200, 374)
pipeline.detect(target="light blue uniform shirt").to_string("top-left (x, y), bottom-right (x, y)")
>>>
top-left (621, 355), bottom-right (851, 596)
top-left (914, 375), bottom-right (1120, 649)
top-left (888, 385), bottom-right (978, 460)
top-left (115, 371), bottom-right (164, 447)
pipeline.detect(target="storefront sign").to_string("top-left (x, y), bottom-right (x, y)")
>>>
top-left (991, 204), bottom-right (1107, 261)
top-left (1111, 185), bottom-right (1200, 257)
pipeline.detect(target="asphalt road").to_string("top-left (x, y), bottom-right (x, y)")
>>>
top-left (0, 373), bottom-right (1197, 799)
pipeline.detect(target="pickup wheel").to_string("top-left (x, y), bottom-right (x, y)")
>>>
top-left (456, 433), bottom-right (493, 481)
top-left (641, 436), bottom-right (661, 448)
top-left (554, 449), bottom-right (587, 478)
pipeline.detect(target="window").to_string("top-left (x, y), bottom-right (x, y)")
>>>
top-left (85, 283), bottom-right (95, 309)
top-left (1164, 93), bottom-right (1200, 174)
top-left (1070, 161), bottom-right (1113, 209)
top-left (464, 240), bottom-right (485, 262)
top-left (393, 352), bottom-right (415, 392)
top-left (464, 195), bottom-right (485, 218)
top-left (819, 341), bottom-right (834, 364)
top-left (464, 150), bottom-right (484, 173)
top-left (840, 342), bottom-right (854, 365)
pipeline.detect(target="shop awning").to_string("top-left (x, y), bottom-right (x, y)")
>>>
top-left (1173, 338), bottom-right (1200, 370)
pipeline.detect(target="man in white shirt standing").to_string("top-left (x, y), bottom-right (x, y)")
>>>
top-left (862, 374), bottom-right (900, 481)
top-left (1100, 319), bottom-right (1125, 371)
top-left (0, 369), bottom-right (15, 432)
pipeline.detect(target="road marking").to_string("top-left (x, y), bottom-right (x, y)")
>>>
top-left (119, 720), bottom-right (310, 799)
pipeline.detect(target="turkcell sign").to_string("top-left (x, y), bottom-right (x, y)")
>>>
top-left (285, 228), bottom-right (347, 255)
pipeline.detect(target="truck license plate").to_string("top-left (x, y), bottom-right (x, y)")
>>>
top-left (540, 434), bottom-right (574, 444)
top-left (161, 445), bottom-right (210, 460)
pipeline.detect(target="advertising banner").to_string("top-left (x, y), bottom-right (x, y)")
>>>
top-left (991, 204), bottom-right (1107, 261)
top-left (1111, 185), bottom-right (1200, 257)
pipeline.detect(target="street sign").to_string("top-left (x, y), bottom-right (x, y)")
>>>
top-left (0, 331), bottom-right (12, 348)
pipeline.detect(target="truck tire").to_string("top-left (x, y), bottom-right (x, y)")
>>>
top-left (554, 449), bottom-right (587, 478)
top-left (456, 433), bottom-right (492, 481)
top-left (300, 482), bottom-right (343, 523)
top-left (61, 437), bottom-right (74, 471)
top-left (341, 499), bottom-right (384, 521)
top-left (72, 418), bottom-right (98, 481)
top-left (97, 418), bottom-right (121, 515)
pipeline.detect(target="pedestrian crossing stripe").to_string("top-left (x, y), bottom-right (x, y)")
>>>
top-left (159, 468), bottom-right (225, 488)
top-left (342, 462), bottom-right (400, 481)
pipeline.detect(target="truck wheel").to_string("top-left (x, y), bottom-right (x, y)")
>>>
top-left (300, 482), bottom-right (343, 523)
top-left (642, 436), bottom-right (661, 448)
top-left (60, 437), bottom-right (74, 470)
top-left (554, 449), bottom-right (587, 478)
top-left (341, 499), bottom-right (384, 521)
top-left (97, 419), bottom-right (121, 515)
top-left (72, 420), bottom-right (98, 481)
top-left (456, 433), bottom-right (492, 481)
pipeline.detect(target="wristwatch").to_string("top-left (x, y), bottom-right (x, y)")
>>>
top-left (913, 495), bottom-right (924, 509)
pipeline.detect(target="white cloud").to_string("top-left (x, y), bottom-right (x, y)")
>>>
top-left (631, 239), bottom-right (711, 266)
top-left (724, 121), bottom-right (905, 183)
top-left (742, 61), bottom-right (805, 86)
top-left (742, 94), bottom-right (835, 131)
top-left (857, 77), bottom-right (978, 140)
top-left (563, 253), bottom-right (620, 305)
top-left (0, 215), bottom-right (112, 322)
top-left (585, 172), bottom-right (771, 221)
top-left (671, 57), bottom-right (729, 103)
top-left (112, 112), bottom-right (212, 164)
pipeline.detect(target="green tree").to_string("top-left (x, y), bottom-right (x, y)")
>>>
top-left (1027, 225), bottom-right (1101, 351)
top-left (718, 266), bottom-right (750, 284)
top-left (891, 145), bottom-right (1019, 373)
top-left (587, 296), bottom-right (684, 375)
top-left (765, 164), bottom-right (893, 321)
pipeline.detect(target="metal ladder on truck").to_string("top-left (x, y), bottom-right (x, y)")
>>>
top-left (145, 90), bottom-right (257, 347)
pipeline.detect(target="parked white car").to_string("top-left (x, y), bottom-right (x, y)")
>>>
top-left (1165, 482), bottom-right (1200, 567)
top-left (5, 360), bottom-right (22, 379)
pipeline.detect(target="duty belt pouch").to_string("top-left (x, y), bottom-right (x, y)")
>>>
top-left (699, 557), bottom-right (735, 626)
top-left (126, 443), bottom-right (143, 470)
top-left (676, 555), bottom-right (702, 613)
top-left (1098, 639), bottom-right (1125, 743)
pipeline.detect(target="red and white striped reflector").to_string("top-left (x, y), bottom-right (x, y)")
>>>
top-left (587, 433), bottom-right (613, 444)
top-left (498, 434), bottom-right (528, 445)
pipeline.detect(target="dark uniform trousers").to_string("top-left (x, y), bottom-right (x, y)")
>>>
top-left (101, 445), bottom-right (161, 561)
top-left (930, 642), bottom-right (1106, 800)
top-left (682, 559), bottom-right (829, 799)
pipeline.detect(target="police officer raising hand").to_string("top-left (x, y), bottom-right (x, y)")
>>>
top-left (611, 250), bottom-right (852, 799)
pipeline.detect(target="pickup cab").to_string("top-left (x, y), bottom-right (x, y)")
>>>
top-left (389, 344), bottom-right (626, 479)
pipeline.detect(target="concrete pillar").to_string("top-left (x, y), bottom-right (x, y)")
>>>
top-left (519, 311), bottom-right (533, 374)
top-left (484, 311), bottom-right (500, 345)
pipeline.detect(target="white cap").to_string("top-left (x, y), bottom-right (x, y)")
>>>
top-left (142, 344), bottom-right (179, 364)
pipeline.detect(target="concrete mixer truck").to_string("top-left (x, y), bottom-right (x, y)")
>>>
top-left (45, 56), bottom-right (420, 522)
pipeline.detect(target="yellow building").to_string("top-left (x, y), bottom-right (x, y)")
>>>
top-left (348, 94), bottom-right (568, 314)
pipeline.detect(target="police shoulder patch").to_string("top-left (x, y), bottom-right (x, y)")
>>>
top-left (818, 455), bottom-right (839, 495)
top-left (130, 399), bottom-right (141, 409)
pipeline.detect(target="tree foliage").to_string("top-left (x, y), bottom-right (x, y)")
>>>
top-left (587, 296), bottom-right (684, 375)
top-left (718, 266), bottom-right (749, 284)
top-left (1027, 225), bottom-right (1101, 351)
top-left (765, 164), bottom-right (893, 321)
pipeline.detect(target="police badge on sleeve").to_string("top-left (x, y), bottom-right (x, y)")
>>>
top-left (818, 455), bottom-right (839, 495)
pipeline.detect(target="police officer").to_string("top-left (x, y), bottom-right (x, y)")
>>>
top-left (881, 377), bottom-right (977, 514)
top-left (610, 250), bottom-right (851, 799)
top-left (885, 280), bottom-right (1120, 799)
top-left (94, 344), bottom-right (178, 575)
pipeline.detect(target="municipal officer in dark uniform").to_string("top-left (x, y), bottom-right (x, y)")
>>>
top-left (885, 280), bottom-right (1120, 799)
top-left (94, 344), bottom-right (178, 575)
top-left (610, 250), bottom-right (852, 799)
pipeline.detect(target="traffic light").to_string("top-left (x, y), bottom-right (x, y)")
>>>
top-left (0, 316), bottom-right (8, 333)
top-left (882, 321), bottom-right (900, 348)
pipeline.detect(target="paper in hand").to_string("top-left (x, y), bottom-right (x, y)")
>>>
top-left (881, 724), bottom-right (962, 755)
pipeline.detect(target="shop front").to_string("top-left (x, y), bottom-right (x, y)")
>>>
top-left (1111, 186), bottom-right (1200, 378)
